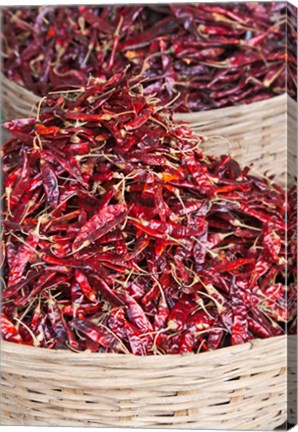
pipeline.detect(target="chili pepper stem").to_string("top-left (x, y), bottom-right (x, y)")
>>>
top-left (197, 338), bottom-right (207, 353)
top-left (196, 278), bottom-right (226, 314)
top-left (257, 306), bottom-right (286, 327)
top-left (195, 299), bottom-right (215, 321)
top-left (191, 236), bottom-right (218, 258)
top-left (9, 232), bottom-right (41, 258)
top-left (21, 297), bottom-right (39, 323)
top-left (169, 263), bottom-right (184, 287)
top-left (0, 275), bottom-right (7, 291)
top-left (157, 91), bottom-right (182, 111)
top-left (174, 189), bottom-right (191, 224)
top-left (4, 187), bottom-right (13, 217)
top-left (232, 220), bottom-right (262, 231)
top-left (65, 341), bottom-right (83, 353)
top-left (149, 115), bottom-right (169, 132)
top-left (98, 322), bottom-right (131, 355)
top-left (14, 316), bottom-right (40, 347)
top-left (152, 327), bottom-right (171, 355)
top-left (151, 276), bottom-right (167, 305)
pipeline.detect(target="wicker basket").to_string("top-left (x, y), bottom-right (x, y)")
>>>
top-left (1, 74), bottom-right (296, 185)
top-left (1, 74), bottom-right (40, 120)
top-left (174, 94), bottom-right (296, 187)
top-left (1, 75), bottom-right (296, 429)
top-left (1, 335), bottom-right (293, 429)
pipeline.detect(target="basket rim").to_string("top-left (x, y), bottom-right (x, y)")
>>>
top-left (173, 92), bottom-right (296, 121)
top-left (1, 72), bottom-right (296, 115)
top-left (0, 335), bottom-right (287, 363)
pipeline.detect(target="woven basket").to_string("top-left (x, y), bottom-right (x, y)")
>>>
top-left (1, 75), bottom-right (296, 428)
top-left (174, 93), bottom-right (296, 187)
top-left (1, 74), bottom-right (296, 185)
top-left (1, 74), bottom-right (40, 120)
top-left (1, 335), bottom-right (293, 429)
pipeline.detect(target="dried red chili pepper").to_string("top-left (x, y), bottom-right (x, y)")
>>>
top-left (1, 75), bottom-right (292, 354)
top-left (74, 269), bottom-right (97, 303)
top-left (40, 159), bottom-right (59, 208)
top-left (73, 203), bottom-right (128, 252)
top-left (1, 313), bottom-right (23, 344)
top-left (2, 4), bottom-right (296, 112)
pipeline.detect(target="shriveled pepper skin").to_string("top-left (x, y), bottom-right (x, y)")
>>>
top-left (1, 74), bottom-right (292, 354)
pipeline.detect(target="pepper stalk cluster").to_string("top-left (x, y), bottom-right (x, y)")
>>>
top-left (1, 74), bottom-right (295, 354)
top-left (2, 3), bottom-right (297, 112)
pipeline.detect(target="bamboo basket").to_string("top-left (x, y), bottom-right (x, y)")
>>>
top-left (1, 74), bottom-right (40, 120)
top-left (1, 335), bottom-right (294, 429)
top-left (1, 73), bottom-right (296, 185)
top-left (1, 75), bottom-right (296, 429)
top-left (174, 93), bottom-right (296, 187)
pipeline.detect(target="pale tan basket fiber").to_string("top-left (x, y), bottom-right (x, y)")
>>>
top-left (174, 93), bottom-right (296, 186)
top-left (1, 335), bottom-right (293, 429)
top-left (1, 75), bottom-right (296, 429)
top-left (1, 74), bottom-right (40, 120)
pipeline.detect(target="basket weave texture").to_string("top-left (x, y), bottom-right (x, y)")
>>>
top-left (1, 336), bottom-right (293, 429)
top-left (1, 74), bottom-right (296, 429)
top-left (1, 74), bottom-right (296, 185)
top-left (1, 74), bottom-right (40, 120)
top-left (175, 94), bottom-right (296, 186)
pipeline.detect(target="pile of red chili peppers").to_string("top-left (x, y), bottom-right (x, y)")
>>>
top-left (2, 3), bottom-right (297, 112)
top-left (1, 75), bottom-right (295, 354)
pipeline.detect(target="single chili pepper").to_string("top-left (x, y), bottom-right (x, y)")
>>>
top-left (8, 153), bottom-right (30, 211)
top-left (262, 224), bottom-right (282, 264)
top-left (207, 329), bottom-right (225, 350)
top-left (60, 314), bottom-right (80, 351)
top-left (0, 241), bottom-right (6, 268)
top-left (72, 318), bottom-right (120, 352)
top-left (141, 283), bottom-right (161, 311)
top-left (62, 303), bottom-right (100, 317)
top-left (47, 300), bottom-right (68, 348)
top-left (40, 159), bottom-right (59, 208)
top-left (128, 218), bottom-right (199, 239)
top-left (88, 274), bottom-right (124, 307)
top-left (124, 321), bottom-right (151, 356)
top-left (74, 269), bottom-right (97, 303)
top-left (230, 279), bottom-right (248, 345)
top-left (72, 203), bottom-right (127, 252)
top-left (8, 231), bottom-right (39, 287)
top-left (249, 257), bottom-right (272, 289)
top-left (35, 123), bottom-right (61, 136)
top-left (42, 254), bottom-right (89, 269)
top-left (214, 258), bottom-right (255, 274)
top-left (1, 313), bottom-right (23, 343)
top-left (154, 295), bottom-right (169, 331)
top-left (167, 298), bottom-right (198, 331)
top-left (178, 331), bottom-right (195, 353)
top-left (107, 308), bottom-right (127, 340)
top-left (119, 292), bottom-right (153, 333)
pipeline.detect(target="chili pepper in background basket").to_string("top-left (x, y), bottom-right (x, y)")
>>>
top-left (1, 74), bottom-right (294, 354)
top-left (1, 3), bottom-right (297, 113)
